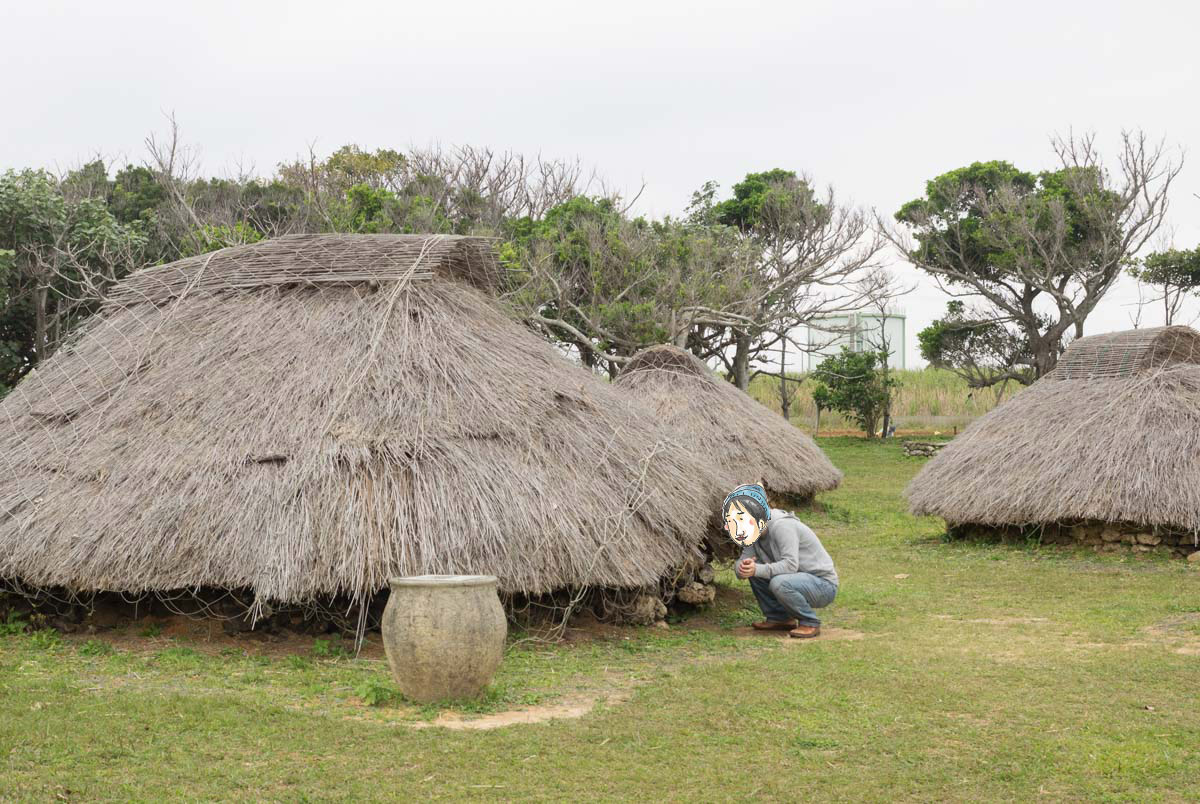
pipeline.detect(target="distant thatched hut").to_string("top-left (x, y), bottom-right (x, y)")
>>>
top-left (614, 344), bottom-right (842, 507)
top-left (0, 235), bottom-right (726, 618)
top-left (907, 326), bottom-right (1200, 556)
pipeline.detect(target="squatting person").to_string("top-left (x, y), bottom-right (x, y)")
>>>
top-left (724, 483), bottom-right (838, 639)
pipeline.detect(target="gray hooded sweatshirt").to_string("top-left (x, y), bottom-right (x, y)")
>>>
top-left (738, 508), bottom-right (838, 586)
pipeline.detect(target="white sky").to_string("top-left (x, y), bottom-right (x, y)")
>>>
top-left (5, 0), bottom-right (1198, 367)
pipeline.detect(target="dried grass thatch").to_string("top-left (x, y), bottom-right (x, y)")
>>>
top-left (106, 233), bottom-right (502, 307)
top-left (614, 344), bottom-right (842, 501)
top-left (907, 326), bottom-right (1200, 532)
top-left (0, 235), bottom-right (727, 608)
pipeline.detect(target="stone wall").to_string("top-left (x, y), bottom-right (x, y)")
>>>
top-left (949, 521), bottom-right (1200, 560)
top-left (903, 441), bottom-right (946, 458)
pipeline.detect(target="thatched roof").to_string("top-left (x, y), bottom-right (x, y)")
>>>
top-left (106, 233), bottom-right (502, 307)
top-left (0, 235), bottom-right (726, 605)
top-left (1051, 325), bottom-right (1200, 380)
top-left (907, 326), bottom-right (1200, 531)
top-left (614, 344), bottom-right (842, 500)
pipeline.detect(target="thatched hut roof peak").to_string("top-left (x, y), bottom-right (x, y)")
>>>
top-left (620, 344), bottom-right (710, 377)
top-left (106, 234), bottom-right (500, 308)
top-left (1050, 325), bottom-right (1200, 381)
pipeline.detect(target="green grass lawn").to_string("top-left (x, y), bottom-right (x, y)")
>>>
top-left (3, 438), bottom-right (1199, 801)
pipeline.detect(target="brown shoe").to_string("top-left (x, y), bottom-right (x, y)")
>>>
top-left (789, 624), bottom-right (821, 639)
top-left (752, 619), bottom-right (797, 631)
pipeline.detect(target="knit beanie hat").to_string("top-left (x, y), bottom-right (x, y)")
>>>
top-left (722, 484), bottom-right (771, 520)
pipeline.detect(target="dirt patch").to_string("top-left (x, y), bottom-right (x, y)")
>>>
top-left (411, 690), bottom-right (634, 731)
top-left (1065, 641), bottom-right (1128, 652)
top-left (29, 582), bottom-right (770, 656)
top-left (711, 583), bottom-right (748, 606)
top-left (1143, 612), bottom-right (1200, 637)
top-left (58, 617), bottom-right (388, 661)
top-left (780, 627), bottom-right (865, 644)
top-left (57, 606), bottom-right (666, 659)
top-left (1141, 614), bottom-right (1200, 655)
top-left (556, 614), bottom-right (636, 644)
top-left (942, 711), bottom-right (992, 728)
top-left (726, 625), bottom-right (865, 642)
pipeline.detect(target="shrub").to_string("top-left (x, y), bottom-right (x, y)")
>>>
top-left (0, 610), bottom-right (28, 636)
top-left (312, 637), bottom-right (350, 659)
top-left (79, 639), bottom-right (115, 657)
top-left (810, 348), bottom-right (898, 438)
top-left (28, 629), bottom-right (62, 650)
top-left (355, 677), bottom-right (399, 707)
top-left (286, 654), bottom-right (313, 671)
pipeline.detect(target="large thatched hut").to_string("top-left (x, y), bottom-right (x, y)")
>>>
top-left (907, 326), bottom-right (1200, 556)
top-left (0, 235), bottom-right (727, 617)
top-left (614, 344), bottom-right (842, 506)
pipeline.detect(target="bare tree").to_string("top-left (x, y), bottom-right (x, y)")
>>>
top-left (856, 276), bottom-right (918, 436)
top-left (703, 175), bottom-right (897, 390)
top-left (144, 114), bottom-right (209, 255)
top-left (405, 144), bottom-right (593, 231)
top-left (1127, 272), bottom-right (1149, 330)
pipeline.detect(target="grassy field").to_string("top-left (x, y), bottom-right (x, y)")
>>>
top-left (3, 438), bottom-right (1199, 801)
top-left (747, 368), bottom-right (1021, 434)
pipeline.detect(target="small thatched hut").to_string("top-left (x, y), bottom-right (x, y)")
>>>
top-left (0, 235), bottom-right (727, 615)
top-left (614, 344), bottom-right (842, 506)
top-left (907, 326), bottom-right (1200, 556)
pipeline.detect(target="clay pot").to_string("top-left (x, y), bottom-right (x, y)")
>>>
top-left (381, 575), bottom-right (506, 703)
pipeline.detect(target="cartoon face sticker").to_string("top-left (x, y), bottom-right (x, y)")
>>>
top-left (722, 484), bottom-right (770, 547)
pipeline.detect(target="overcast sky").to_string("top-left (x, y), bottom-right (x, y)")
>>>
top-left (5, 0), bottom-right (1198, 367)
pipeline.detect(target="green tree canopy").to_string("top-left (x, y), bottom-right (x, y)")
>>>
top-left (917, 301), bottom-right (1034, 388)
top-left (0, 168), bottom-right (146, 388)
top-left (1129, 245), bottom-right (1200, 326)
top-left (507, 195), bottom-right (752, 375)
top-left (711, 169), bottom-right (815, 232)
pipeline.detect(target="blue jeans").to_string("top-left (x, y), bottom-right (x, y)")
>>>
top-left (749, 573), bottom-right (838, 627)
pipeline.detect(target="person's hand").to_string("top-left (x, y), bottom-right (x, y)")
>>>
top-left (736, 558), bottom-right (756, 579)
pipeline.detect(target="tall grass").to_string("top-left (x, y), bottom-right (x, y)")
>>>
top-left (746, 367), bottom-right (1021, 433)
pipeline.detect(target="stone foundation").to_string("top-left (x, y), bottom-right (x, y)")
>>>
top-left (664, 556), bottom-right (718, 610)
top-left (903, 441), bottom-right (946, 458)
top-left (948, 521), bottom-right (1200, 559)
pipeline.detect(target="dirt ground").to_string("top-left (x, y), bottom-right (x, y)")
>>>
top-left (46, 582), bottom-right (759, 660)
top-left (56, 614), bottom-right (389, 660)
